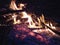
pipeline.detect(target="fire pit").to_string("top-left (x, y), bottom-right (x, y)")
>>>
top-left (0, 0), bottom-right (60, 45)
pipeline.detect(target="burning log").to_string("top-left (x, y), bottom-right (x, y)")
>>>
top-left (40, 21), bottom-right (60, 36)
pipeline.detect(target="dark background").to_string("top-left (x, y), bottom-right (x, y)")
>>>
top-left (0, 0), bottom-right (60, 45)
top-left (0, 0), bottom-right (60, 23)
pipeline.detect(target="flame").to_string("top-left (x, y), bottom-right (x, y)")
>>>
top-left (9, 0), bottom-right (58, 37)
top-left (10, 0), bottom-right (25, 10)
top-left (12, 11), bottom-right (43, 28)
top-left (33, 28), bottom-right (56, 37)
top-left (45, 22), bottom-right (56, 29)
top-left (21, 11), bottom-right (42, 28)
top-left (50, 23), bottom-right (56, 29)
top-left (10, 0), bottom-right (43, 28)
top-left (7, 0), bottom-right (60, 44)
top-left (12, 13), bottom-right (21, 24)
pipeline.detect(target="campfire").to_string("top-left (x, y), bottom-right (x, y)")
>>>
top-left (1, 0), bottom-right (60, 44)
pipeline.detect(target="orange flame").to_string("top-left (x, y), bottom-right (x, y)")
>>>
top-left (10, 0), bottom-right (56, 29)
top-left (10, 0), bottom-right (25, 10)
top-left (10, 0), bottom-right (43, 28)
top-left (9, 0), bottom-right (58, 37)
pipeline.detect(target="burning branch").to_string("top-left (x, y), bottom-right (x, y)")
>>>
top-left (40, 20), bottom-right (60, 36)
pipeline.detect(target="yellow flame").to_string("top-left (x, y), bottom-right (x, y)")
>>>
top-left (20, 11), bottom-right (43, 28)
top-left (9, 0), bottom-right (57, 37)
top-left (45, 22), bottom-right (56, 29)
top-left (40, 14), bottom-right (45, 23)
top-left (12, 13), bottom-right (21, 24)
top-left (11, 10), bottom-right (56, 29)
top-left (50, 23), bottom-right (56, 29)
top-left (10, 0), bottom-right (43, 28)
top-left (10, 0), bottom-right (25, 10)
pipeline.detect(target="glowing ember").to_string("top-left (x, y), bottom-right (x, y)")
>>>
top-left (13, 24), bottom-right (49, 43)
top-left (7, 0), bottom-right (58, 37)
top-left (4, 0), bottom-right (60, 44)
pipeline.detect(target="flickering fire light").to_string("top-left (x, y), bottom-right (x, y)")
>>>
top-left (2, 0), bottom-right (60, 44)
top-left (4, 0), bottom-right (59, 37)
top-left (13, 24), bottom-right (49, 43)
top-left (10, 0), bottom-right (25, 10)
